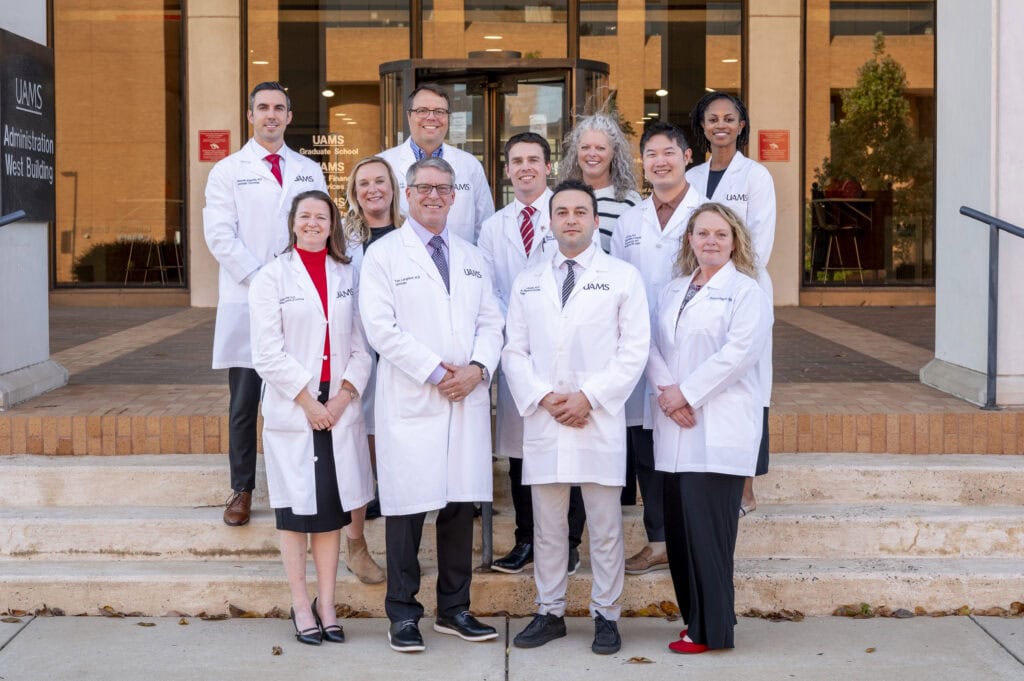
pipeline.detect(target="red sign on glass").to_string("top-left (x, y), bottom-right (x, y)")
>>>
top-left (199, 130), bottom-right (230, 162)
top-left (758, 130), bottom-right (789, 162)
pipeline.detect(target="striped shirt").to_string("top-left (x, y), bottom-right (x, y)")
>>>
top-left (594, 185), bottom-right (642, 254)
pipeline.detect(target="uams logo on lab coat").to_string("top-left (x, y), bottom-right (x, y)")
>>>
top-left (336, 287), bottom-right (356, 298)
top-left (725, 193), bottom-right (749, 202)
top-left (295, 175), bottom-right (315, 183)
top-left (463, 268), bottom-right (482, 278)
top-left (582, 282), bottom-right (610, 291)
top-left (454, 183), bottom-right (471, 191)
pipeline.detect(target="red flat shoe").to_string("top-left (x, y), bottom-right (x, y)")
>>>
top-left (678, 628), bottom-right (688, 638)
top-left (669, 638), bottom-right (709, 654)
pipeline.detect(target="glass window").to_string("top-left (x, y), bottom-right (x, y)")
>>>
top-left (804, 0), bottom-right (935, 286)
top-left (53, 0), bottom-right (184, 287)
top-left (422, 1), bottom-right (568, 58)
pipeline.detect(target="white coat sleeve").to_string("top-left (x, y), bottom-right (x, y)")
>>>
top-left (203, 161), bottom-right (262, 284)
top-left (579, 267), bottom-right (651, 413)
top-left (339, 268), bottom-right (372, 394)
top-left (469, 266), bottom-right (505, 375)
top-left (471, 162), bottom-right (496, 245)
top-left (357, 245), bottom-right (444, 385)
top-left (248, 267), bottom-right (314, 400)
top-left (645, 289), bottom-right (675, 392)
top-left (747, 165), bottom-right (777, 270)
top-left (500, 279), bottom-right (554, 416)
top-left (476, 218), bottom-right (507, 318)
top-left (679, 285), bottom-right (771, 409)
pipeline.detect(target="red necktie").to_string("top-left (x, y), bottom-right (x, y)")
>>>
top-left (520, 205), bottom-right (536, 256)
top-left (265, 153), bottom-right (283, 186)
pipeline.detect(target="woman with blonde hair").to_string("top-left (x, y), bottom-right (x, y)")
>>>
top-left (558, 112), bottom-right (641, 253)
top-left (646, 202), bottom-right (772, 654)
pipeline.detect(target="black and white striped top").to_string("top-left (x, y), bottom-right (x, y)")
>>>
top-left (594, 185), bottom-right (642, 254)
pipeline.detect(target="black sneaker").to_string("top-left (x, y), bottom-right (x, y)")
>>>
top-left (513, 613), bottom-right (567, 649)
top-left (492, 542), bottom-right (533, 574)
top-left (432, 611), bottom-right (498, 641)
top-left (591, 613), bottom-right (621, 655)
top-left (388, 619), bottom-right (425, 652)
top-left (567, 546), bottom-right (581, 576)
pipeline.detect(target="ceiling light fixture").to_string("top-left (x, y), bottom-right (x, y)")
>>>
top-left (321, 89), bottom-right (335, 97)
top-left (655, 89), bottom-right (668, 97)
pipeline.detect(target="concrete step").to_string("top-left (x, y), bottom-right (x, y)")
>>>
top-left (5, 453), bottom-right (1024, 507)
top-left (4, 502), bottom-right (1021, 561)
top-left (3, 557), bottom-right (1021, 617)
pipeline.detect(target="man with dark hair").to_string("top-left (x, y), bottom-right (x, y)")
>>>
top-left (503, 179), bottom-right (649, 655)
top-left (611, 120), bottom-right (701, 573)
top-left (204, 81), bottom-right (327, 526)
top-left (478, 133), bottom-right (590, 576)
top-left (379, 83), bottom-right (494, 244)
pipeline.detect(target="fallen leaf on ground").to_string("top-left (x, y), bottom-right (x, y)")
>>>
top-left (99, 606), bottom-right (125, 618)
top-left (892, 609), bottom-right (914, 619)
top-left (1, 617), bottom-right (22, 624)
top-left (1010, 602), bottom-right (1024, 616)
top-left (865, 647), bottom-right (876, 653)
top-left (660, 601), bottom-right (680, 615)
top-left (626, 656), bottom-right (654, 664)
top-left (179, 618), bottom-right (189, 625)
top-left (271, 646), bottom-right (283, 656)
top-left (264, 607), bottom-right (287, 619)
top-left (9, 610), bottom-right (27, 617)
top-left (137, 622), bottom-right (156, 627)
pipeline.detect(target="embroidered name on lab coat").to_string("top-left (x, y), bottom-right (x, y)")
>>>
top-left (279, 295), bottom-right (303, 304)
top-left (623, 234), bottom-right (642, 249)
top-left (237, 178), bottom-right (261, 186)
top-left (708, 295), bottom-right (734, 301)
top-left (394, 275), bottom-right (420, 287)
top-left (518, 285), bottom-right (541, 295)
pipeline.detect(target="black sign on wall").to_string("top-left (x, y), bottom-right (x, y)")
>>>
top-left (0, 29), bottom-right (55, 222)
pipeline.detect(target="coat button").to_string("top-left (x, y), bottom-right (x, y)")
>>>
top-left (322, 355), bottom-right (328, 361)
top-left (313, 457), bottom-right (319, 462)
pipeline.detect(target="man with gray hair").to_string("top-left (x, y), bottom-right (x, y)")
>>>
top-left (359, 157), bottom-right (504, 653)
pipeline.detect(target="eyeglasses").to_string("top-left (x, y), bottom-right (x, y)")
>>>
top-left (408, 107), bottom-right (450, 118)
top-left (411, 183), bottom-right (453, 196)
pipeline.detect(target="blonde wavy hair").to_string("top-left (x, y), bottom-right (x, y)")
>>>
top-left (557, 112), bottom-right (638, 201)
top-left (342, 156), bottom-right (404, 245)
top-left (675, 203), bottom-right (758, 278)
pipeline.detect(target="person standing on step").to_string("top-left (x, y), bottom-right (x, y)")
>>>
top-left (611, 121), bottom-right (702, 576)
top-left (477, 132), bottom-right (589, 577)
top-left (379, 83), bottom-right (494, 245)
top-left (504, 180), bottom-right (650, 656)
top-left (249, 190), bottom-right (374, 646)
top-left (204, 81), bottom-right (327, 527)
top-left (359, 157), bottom-right (504, 653)
top-left (688, 92), bottom-right (776, 517)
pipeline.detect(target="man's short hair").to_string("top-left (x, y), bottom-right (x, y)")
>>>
top-left (504, 132), bottom-right (551, 164)
top-left (249, 81), bottom-right (291, 112)
top-left (406, 83), bottom-right (451, 112)
top-left (406, 157), bottom-right (456, 187)
top-left (640, 121), bottom-right (690, 155)
top-left (549, 178), bottom-right (598, 217)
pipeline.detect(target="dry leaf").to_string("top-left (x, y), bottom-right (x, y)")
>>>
top-left (914, 606), bottom-right (928, 616)
top-left (228, 604), bottom-right (245, 618)
top-left (660, 601), bottom-right (680, 616)
top-left (1010, 601), bottom-right (1024, 616)
top-left (1, 617), bottom-right (22, 624)
top-left (892, 609), bottom-right (914, 619)
top-left (99, 606), bottom-right (125, 618)
top-left (179, 618), bottom-right (189, 625)
top-left (956, 605), bottom-right (971, 616)
top-left (271, 646), bottom-right (283, 656)
top-left (865, 647), bottom-right (876, 653)
top-left (626, 656), bottom-right (654, 664)
top-left (264, 607), bottom-right (287, 619)
top-left (199, 612), bottom-right (228, 621)
top-left (833, 605), bottom-right (858, 617)
top-left (137, 622), bottom-right (156, 627)
top-left (10, 609), bottom-right (27, 617)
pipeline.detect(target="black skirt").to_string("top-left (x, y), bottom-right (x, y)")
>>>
top-left (275, 382), bottom-right (352, 533)
top-left (755, 407), bottom-right (770, 476)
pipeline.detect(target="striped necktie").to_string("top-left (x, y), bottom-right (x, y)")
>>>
top-left (561, 259), bottom-right (576, 307)
top-left (428, 235), bottom-right (450, 293)
top-left (519, 205), bottom-right (536, 256)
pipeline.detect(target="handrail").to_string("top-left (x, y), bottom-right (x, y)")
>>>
top-left (958, 205), bottom-right (1024, 410)
top-left (0, 210), bottom-right (27, 228)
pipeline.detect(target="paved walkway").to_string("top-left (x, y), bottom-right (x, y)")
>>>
top-left (1, 615), bottom-right (1021, 680)
top-left (2, 305), bottom-right (1022, 455)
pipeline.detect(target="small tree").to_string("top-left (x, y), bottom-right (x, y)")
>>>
top-left (816, 33), bottom-right (932, 216)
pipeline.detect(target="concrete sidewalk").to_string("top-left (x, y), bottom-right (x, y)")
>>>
top-left (1, 615), bottom-right (1021, 681)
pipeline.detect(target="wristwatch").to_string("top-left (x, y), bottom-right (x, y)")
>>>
top-left (469, 361), bottom-right (490, 384)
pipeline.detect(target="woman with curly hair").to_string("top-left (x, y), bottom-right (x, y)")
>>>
top-left (558, 112), bottom-right (641, 253)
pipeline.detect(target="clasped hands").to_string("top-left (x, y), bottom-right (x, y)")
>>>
top-left (657, 384), bottom-right (696, 428)
top-left (438, 362), bottom-right (480, 402)
top-left (540, 391), bottom-right (592, 429)
top-left (298, 386), bottom-right (354, 431)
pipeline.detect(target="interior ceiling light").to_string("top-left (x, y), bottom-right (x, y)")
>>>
top-left (321, 89), bottom-right (335, 97)
top-left (485, 48), bottom-right (503, 52)
top-left (251, 60), bottom-right (270, 65)
top-left (483, 35), bottom-right (502, 40)
top-left (705, 87), bottom-right (715, 92)
top-left (346, 121), bottom-right (357, 125)
top-left (721, 58), bottom-right (739, 63)
top-left (655, 89), bottom-right (668, 97)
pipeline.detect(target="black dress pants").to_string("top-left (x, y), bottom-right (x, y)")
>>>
top-left (385, 501), bottom-right (475, 623)
top-left (663, 471), bottom-right (744, 649)
top-left (228, 367), bottom-right (262, 493)
top-left (628, 426), bottom-right (665, 543)
top-left (508, 457), bottom-right (586, 548)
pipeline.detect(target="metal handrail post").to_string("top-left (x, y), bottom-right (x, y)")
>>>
top-left (984, 222), bottom-right (999, 410)
top-left (0, 210), bottom-right (27, 228)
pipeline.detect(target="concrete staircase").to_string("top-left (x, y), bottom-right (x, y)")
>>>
top-left (2, 453), bottom-right (1023, 616)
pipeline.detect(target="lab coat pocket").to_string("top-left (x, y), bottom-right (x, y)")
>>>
top-left (261, 385), bottom-right (309, 432)
top-left (707, 390), bottom-right (758, 449)
top-left (395, 369), bottom-right (446, 419)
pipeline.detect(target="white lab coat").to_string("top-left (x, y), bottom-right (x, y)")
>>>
top-left (687, 150), bottom-right (776, 406)
top-left (358, 224), bottom-right (504, 515)
top-left (378, 140), bottom-right (495, 244)
top-left (204, 138), bottom-right (328, 369)
top-left (479, 190), bottom-right (601, 458)
top-left (646, 260), bottom-right (772, 477)
top-left (248, 250), bottom-right (374, 515)
top-left (610, 186), bottom-right (703, 426)
top-left (501, 246), bottom-right (650, 487)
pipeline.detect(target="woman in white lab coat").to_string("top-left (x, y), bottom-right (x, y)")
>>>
top-left (688, 92), bottom-right (777, 515)
top-left (558, 112), bottom-right (642, 255)
top-left (647, 203), bottom-right (772, 653)
top-left (335, 156), bottom-right (405, 585)
top-left (249, 190), bottom-right (374, 646)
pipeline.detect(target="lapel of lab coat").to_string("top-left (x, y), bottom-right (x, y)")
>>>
top-left (240, 138), bottom-right (280, 188)
top-left (504, 189), bottom-right (553, 262)
top-left (398, 223), bottom-right (449, 295)
top-left (278, 145), bottom-right (303, 213)
top-left (285, 250), bottom-right (327, 323)
top-left (562, 247), bottom-right (607, 309)
top-left (711, 150), bottom-right (747, 202)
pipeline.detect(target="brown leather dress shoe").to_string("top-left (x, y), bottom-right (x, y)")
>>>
top-left (223, 491), bottom-right (252, 526)
top-left (624, 545), bottom-right (669, 574)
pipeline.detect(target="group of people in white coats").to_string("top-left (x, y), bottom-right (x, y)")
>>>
top-left (203, 78), bottom-right (777, 657)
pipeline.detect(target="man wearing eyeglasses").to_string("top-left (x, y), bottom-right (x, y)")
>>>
top-left (379, 84), bottom-right (494, 244)
top-left (359, 157), bottom-right (504, 653)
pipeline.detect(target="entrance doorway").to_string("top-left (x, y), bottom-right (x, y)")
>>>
top-left (380, 57), bottom-right (609, 208)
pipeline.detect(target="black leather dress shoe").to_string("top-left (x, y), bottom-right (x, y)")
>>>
top-left (433, 611), bottom-right (498, 641)
top-left (513, 613), bottom-right (567, 649)
top-left (311, 597), bottom-right (344, 643)
top-left (291, 607), bottom-right (322, 646)
top-left (388, 619), bottom-right (425, 652)
top-left (568, 546), bottom-right (581, 576)
top-left (491, 542), bottom-right (533, 574)
top-left (592, 612), bottom-right (621, 655)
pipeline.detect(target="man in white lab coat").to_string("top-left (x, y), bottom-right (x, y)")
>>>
top-left (503, 180), bottom-right (650, 655)
top-left (379, 83), bottom-right (494, 244)
top-left (477, 132), bottom-right (588, 576)
top-left (611, 121), bottom-right (702, 574)
top-left (203, 82), bottom-right (327, 526)
top-left (359, 157), bottom-right (504, 653)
